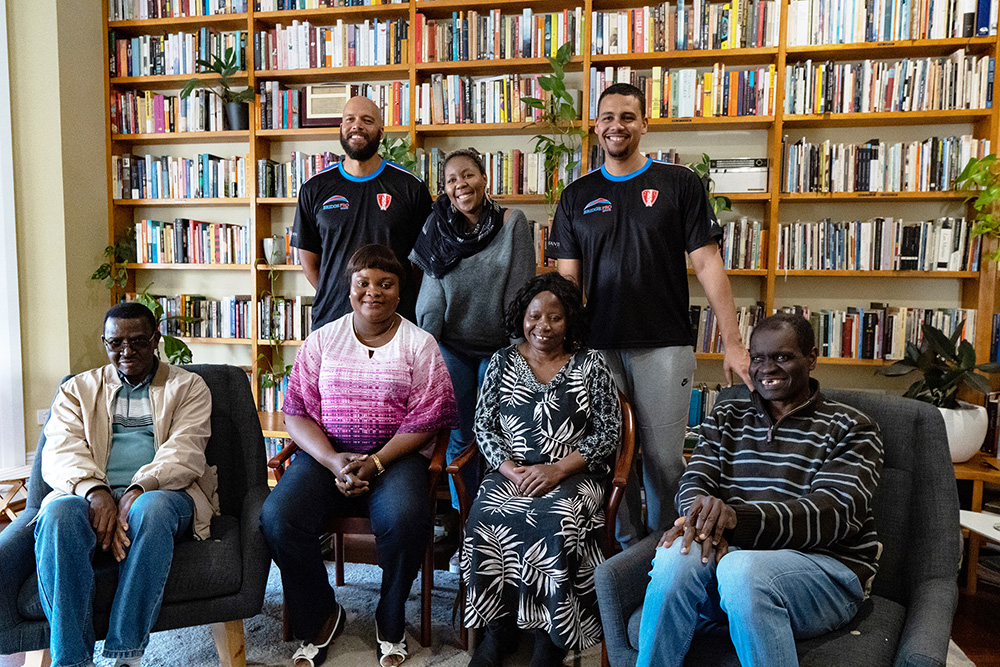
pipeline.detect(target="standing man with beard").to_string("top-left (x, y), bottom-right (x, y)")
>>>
top-left (547, 83), bottom-right (752, 549)
top-left (292, 96), bottom-right (433, 329)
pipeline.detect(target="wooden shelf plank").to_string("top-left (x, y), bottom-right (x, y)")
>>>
top-left (259, 411), bottom-right (288, 438)
top-left (126, 263), bottom-right (252, 270)
top-left (256, 125), bottom-right (409, 139)
top-left (257, 64), bottom-right (409, 83)
top-left (782, 109), bottom-right (991, 128)
top-left (254, 4), bottom-right (408, 24)
top-left (256, 264), bottom-right (303, 271)
top-left (773, 269), bottom-right (980, 278)
top-left (257, 197), bottom-right (299, 205)
top-left (786, 36), bottom-right (997, 60)
top-left (416, 0), bottom-right (582, 16)
top-left (642, 116), bottom-right (774, 131)
top-left (780, 191), bottom-right (969, 201)
top-left (590, 47), bottom-right (778, 67)
top-left (112, 131), bottom-right (250, 144)
top-left (108, 13), bottom-right (249, 34)
top-left (417, 120), bottom-right (581, 136)
top-left (114, 198), bottom-right (252, 206)
top-left (174, 336), bottom-right (252, 345)
top-left (110, 72), bottom-right (248, 90)
top-left (414, 56), bottom-right (584, 76)
top-left (696, 353), bottom-right (891, 366)
top-left (257, 339), bottom-right (305, 346)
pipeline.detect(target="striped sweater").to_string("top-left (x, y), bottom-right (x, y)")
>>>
top-left (677, 381), bottom-right (883, 590)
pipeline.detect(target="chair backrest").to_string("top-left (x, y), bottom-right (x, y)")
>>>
top-left (714, 386), bottom-right (959, 606)
top-left (25, 364), bottom-right (266, 519)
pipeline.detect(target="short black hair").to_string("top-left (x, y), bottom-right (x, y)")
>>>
top-left (504, 273), bottom-right (589, 352)
top-left (443, 148), bottom-right (486, 176)
top-left (104, 302), bottom-right (158, 333)
top-left (751, 312), bottom-right (816, 355)
top-left (345, 244), bottom-right (406, 286)
top-left (598, 82), bottom-right (646, 119)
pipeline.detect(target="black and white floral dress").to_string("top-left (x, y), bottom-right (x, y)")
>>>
top-left (462, 345), bottom-right (621, 651)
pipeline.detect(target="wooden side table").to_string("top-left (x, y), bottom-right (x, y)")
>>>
top-left (953, 451), bottom-right (1000, 593)
top-left (0, 465), bottom-right (32, 521)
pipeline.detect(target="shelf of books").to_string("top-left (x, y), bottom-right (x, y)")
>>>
top-left (103, 0), bottom-right (1000, 435)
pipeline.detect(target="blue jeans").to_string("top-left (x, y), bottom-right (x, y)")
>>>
top-left (34, 490), bottom-right (195, 667)
top-left (438, 343), bottom-right (491, 511)
top-left (260, 451), bottom-right (432, 643)
top-left (636, 541), bottom-right (865, 667)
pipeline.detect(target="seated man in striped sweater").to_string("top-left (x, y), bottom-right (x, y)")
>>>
top-left (629, 312), bottom-right (883, 667)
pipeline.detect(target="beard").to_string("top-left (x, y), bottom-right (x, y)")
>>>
top-left (340, 130), bottom-right (382, 162)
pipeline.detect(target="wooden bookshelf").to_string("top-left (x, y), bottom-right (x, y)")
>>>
top-left (102, 0), bottom-right (1000, 414)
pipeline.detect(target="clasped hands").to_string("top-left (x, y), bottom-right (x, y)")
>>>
top-left (658, 494), bottom-right (738, 564)
top-left (86, 487), bottom-right (143, 562)
top-left (329, 452), bottom-right (378, 498)
top-left (500, 461), bottom-right (562, 497)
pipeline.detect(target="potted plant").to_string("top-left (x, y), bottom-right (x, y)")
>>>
top-left (687, 153), bottom-right (733, 217)
top-left (954, 153), bottom-right (1000, 263)
top-left (521, 42), bottom-right (587, 218)
top-left (879, 320), bottom-right (1000, 461)
top-left (180, 47), bottom-right (254, 131)
top-left (379, 134), bottom-right (419, 175)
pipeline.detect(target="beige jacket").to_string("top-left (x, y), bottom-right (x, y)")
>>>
top-left (41, 362), bottom-right (219, 540)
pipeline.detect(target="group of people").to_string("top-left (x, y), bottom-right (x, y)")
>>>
top-left (28, 84), bottom-right (884, 667)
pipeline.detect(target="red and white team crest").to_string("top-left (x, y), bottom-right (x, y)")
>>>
top-left (641, 189), bottom-right (659, 207)
top-left (377, 193), bottom-right (392, 210)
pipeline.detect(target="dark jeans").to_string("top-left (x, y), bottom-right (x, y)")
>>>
top-left (438, 342), bottom-right (491, 510)
top-left (260, 451), bottom-right (433, 643)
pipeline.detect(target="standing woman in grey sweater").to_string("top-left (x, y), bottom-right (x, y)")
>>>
top-left (409, 148), bottom-right (536, 563)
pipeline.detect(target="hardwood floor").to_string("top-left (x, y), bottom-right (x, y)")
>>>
top-left (953, 586), bottom-right (1000, 666)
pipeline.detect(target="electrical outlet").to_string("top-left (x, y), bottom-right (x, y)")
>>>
top-left (36, 409), bottom-right (50, 425)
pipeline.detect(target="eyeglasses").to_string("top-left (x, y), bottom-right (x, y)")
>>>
top-left (101, 333), bottom-right (157, 352)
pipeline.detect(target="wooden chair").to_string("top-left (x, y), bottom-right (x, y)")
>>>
top-left (446, 391), bottom-right (637, 650)
top-left (267, 429), bottom-right (450, 648)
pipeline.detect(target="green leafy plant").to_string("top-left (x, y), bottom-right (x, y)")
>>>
top-left (91, 235), bottom-right (134, 290)
top-left (954, 153), bottom-right (1000, 263)
top-left (255, 261), bottom-right (293, 392)
top-left (379, 134), bottom-right (419, 175)
top-left (687, 153), bottom-right (733, 216)
top-left (521, 42), bottom-right (587, 217)
top-left (878, 320), bottom-right (1000, 409)
top-left (133, 286), bottom-right (196, 365)
top-left (180, 47), bottom-right (254, 105)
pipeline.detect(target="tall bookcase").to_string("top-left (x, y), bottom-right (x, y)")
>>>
top-left (103, 0), bottom-right (1000, 413)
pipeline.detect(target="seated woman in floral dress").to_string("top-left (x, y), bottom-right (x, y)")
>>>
top-left (462, 272), bottom-right (622, 667)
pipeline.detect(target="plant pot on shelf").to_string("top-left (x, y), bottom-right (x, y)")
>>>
top-left (226, 102), bottom-right (249, 131)
top-left (939, 402), bottom-right (988, 463)
top-left (262, 237), bottom-right (286, 265)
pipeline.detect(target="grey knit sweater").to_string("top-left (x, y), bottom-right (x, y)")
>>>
top-left (411, 208), bottom-right (535, 356)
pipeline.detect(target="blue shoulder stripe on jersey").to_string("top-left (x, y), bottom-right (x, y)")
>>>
top-left (600, 156), bottom-right (653, 181)
top-left (339, 158), bottom-right (388, 183)
top-left (385, 160), bottom-right (425, 182)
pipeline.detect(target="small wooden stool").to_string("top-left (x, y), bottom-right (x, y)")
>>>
top-left (0, 464), bottom-right (32, 521)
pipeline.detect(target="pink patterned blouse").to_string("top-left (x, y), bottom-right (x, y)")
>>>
top-left (283, 313), bottom-right (458, 454)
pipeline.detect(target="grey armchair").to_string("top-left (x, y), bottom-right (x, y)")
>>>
top-left (0, 364), bottom-right (271, 667)
top-left (595, 387), bottom-right (961, 667)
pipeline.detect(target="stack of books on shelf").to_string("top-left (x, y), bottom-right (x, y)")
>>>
top-left (260, 375), bottom-right (289, 412)
top-left (111, 90), bottom-right (228, 135)
top-left (414, 9), bottom-right (583, 63)
top-left (591, 0), bottom-right (780, 54)
top-left (777, 217), bottom-right (982, 271)
top-left (258, 151), bottom-right (341, 198)
top-left (689, 302), bottom-right (765, 354)
top-left (589, 64), bottom-right (777, 118)
top-left (416, 73), bottom-right (559, 125)
top-left (254, 19), bottom-right (409, 70)
top-left (109, 30), bottom-right (248, 78)
top-left (112, 153), bottom-right (248, 200)
top-left (259, 82), bottom-right (408, 129)
top-left (777, 304), bottom-right (976, 360)
top-left (135, 218), bottom-right (252, 265)
top-left (152, 294), bottom-right (253, 339)
top-left (720, 217), bottom-right (766, 269)
top-left (785, 0), bottom-right (998, 45)
top-left (259, 295), bottom-right (314, 341)
top-left (688, 383), bottom-right (721, 428)
top-left (110, 0), bottom-right (248, 21)
top-left (783, 51), bottom-right (995, 115)
top-left (779, 135), bottom-right (990, 193)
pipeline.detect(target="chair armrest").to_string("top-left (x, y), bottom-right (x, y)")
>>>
top-left (235, 484), bottom-right (271, 619)
top-left (595, 532), bottom-right (659, 667)
top-left (893, 578), bottom-right (957, 667)
top-left (427, 430), bottom-right (449, 499)
top-left (267, 441), bottom-right (299, 482)
top-left (447, 442), bottom-right (479, 527)
top-left (445, 442), bottom-right (477, 476)
top-left (0, 509), bottom-right (40, 629)
top-left (605, 393), bottom-right (636, 551)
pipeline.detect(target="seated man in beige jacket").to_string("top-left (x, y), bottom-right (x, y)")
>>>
top-left (33, 302), bottom-right (218, 667)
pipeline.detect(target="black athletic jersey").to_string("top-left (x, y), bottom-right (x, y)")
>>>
top-left (292, 159), bottom-right (432, 329)
top-left (547, 158), bottom-right (722, 349)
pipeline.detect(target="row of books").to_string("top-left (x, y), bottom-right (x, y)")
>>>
top-left (779, 135), bottom-right (991, 193)
top-left (720, 217), bottom-right (767, 269)
top-left (689, 302), bottom-right (765, 354)
top-left (589, 64), bottom-right (777, 118)
top-left (776, 304), bottom-right (976, 360)
top-left (785, 0), bottom-right (998, 45)
top-left (259, 81), bottom-right (409, 129)
top-left (414, 10), bottom-right (584, 63)
top-left (264, 437), bottom-right (290, 462)
top-left (776, 216), bottom-right (982, 272)
top-left (257, 151), bottom-right (341, 198)
top-left (259, 374), bottom-right (289, 412)
top-left (153, 294), bottom-right (254, 339)
top-left (415, 146), bottom-right (581, 198)
top-left (531, 221), bottom-right (553, 267)
top-left (112, 153), bottom-right (248, 200)
top-left (253, 18), bottom-right (408, 70)
top-left (688, 383), bottom-right (721, 429)
top-left (783, 52), bottom-right (995, 115)
top-left (111, 89), bottom-right (227, 135)
top-left (108, 29), bottom-right (247, 79)
top-left (256, 0), bottom-right (406, 9)
top-left (591, 0), bottom-right (780, 54)
top-left (110, 0), bottom-right (248, 21)
top-left (589, 146), bottom-right (685, 170)
top-left (270, 228), bottom-right (304, 265)
top-left (259, 295), bottom-right (314, 341)
top-left (983, 392), bottom-right (1000, 457)
top-left (415, 73), bottom-right (552, 126)
top-left (135, 218), bottom-right (253, 265)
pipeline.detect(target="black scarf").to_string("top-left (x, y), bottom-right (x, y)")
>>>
top-left (410, 194), bottom-right (505, 279)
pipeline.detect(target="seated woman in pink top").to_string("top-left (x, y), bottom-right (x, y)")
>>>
top-left (261, 244), bottom-right (457, 667)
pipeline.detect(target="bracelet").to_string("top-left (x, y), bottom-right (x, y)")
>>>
top-left (371, 454), bottom-right (385, 476)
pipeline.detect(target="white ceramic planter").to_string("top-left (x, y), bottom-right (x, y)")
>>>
top-left (938, 402), bottom-right (989, 463)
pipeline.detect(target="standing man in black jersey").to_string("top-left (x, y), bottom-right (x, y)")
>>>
top-left (547, 82), bottom-right (752, 548)
top-left (292, 95), bottom-right (433, 329)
